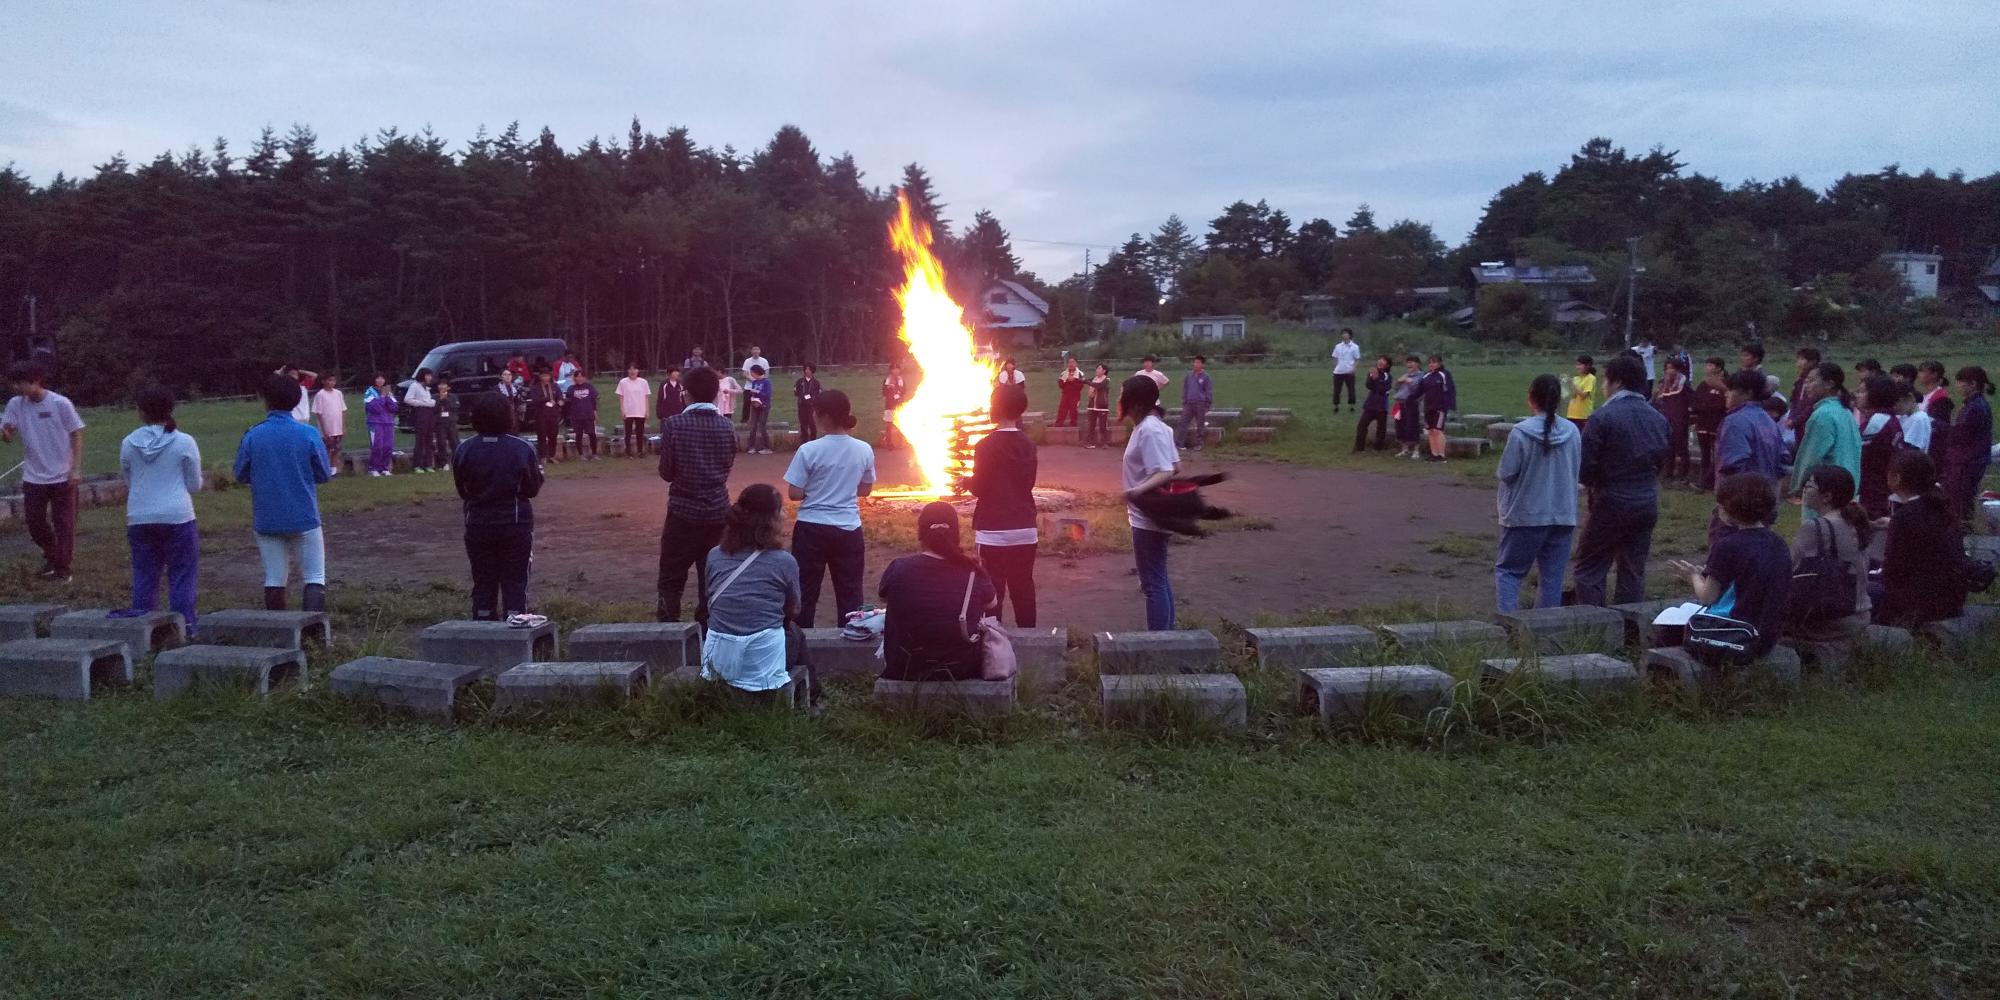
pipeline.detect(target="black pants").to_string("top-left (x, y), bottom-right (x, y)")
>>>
top-left (657, 515), bottom-right (725, 621)
top-left (1571, 498), bottom-right (1657, 606)
top-left (1695, 431), bottom-right (1718, 490)
top-left (22, 481), bottom-right (77, 575)
top-left (411, 407), bottom-right (436, 468)
top-left (1333, 373), bottom-right (1356, 407)
top-left (466, 522), bottom-right (533, 620)
top-left (1353, 407), bottom-right (1388, 451)
top-left (623, 417), bottom-right (646, 455)
top-left (798, 405), bottom-right (819, 442)
top-left (536, 412), bottom-right (560, 460)
top-left (793, 520), bottom-right (865, 628)
top-left (979, 542), bottom-right (1037, 627)
top-left (571, 422), bottom-right (597, 458)
top-left (433, 423), bottom-right (458, 469)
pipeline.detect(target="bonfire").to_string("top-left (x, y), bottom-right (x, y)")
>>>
top-left (884, 189), bottom-right (996, 498)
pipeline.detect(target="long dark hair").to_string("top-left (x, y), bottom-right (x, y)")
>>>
top-left (1955, 365), bottom-right (1995, 396)
top-left (1118, 375), bottom-right (1163, 422)
top-left (917, 501), bottom-right (980, 568)
top-left (1811, 361), bottom-right (1851, 409)
top-left (136, 384), bottom-right (177, 434)
top-left (1805, 465), bottom-right (1871, 548)
top-left (1528, 374), bottom-right (1562, 449)
top-left (1888, 449), bottom-right (1944, 501)
top-left (720, 484), bottom-right (784, 555)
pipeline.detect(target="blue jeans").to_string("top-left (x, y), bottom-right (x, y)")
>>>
top-left (1132, 527), bottom-right (1175, 630)
top-left (1494, 524), bottom-right (1574, 612)
top-left (127, 521), bottom-right (200, 634)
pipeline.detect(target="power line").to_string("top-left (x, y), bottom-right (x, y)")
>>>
top-left (1011, 236), bottom-right (1121, 250)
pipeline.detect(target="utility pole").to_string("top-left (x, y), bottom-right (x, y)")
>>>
top-left (1623, 236), bottom-right (1641, 348)
top-left (1081, 249), bottom-right (1092, 341)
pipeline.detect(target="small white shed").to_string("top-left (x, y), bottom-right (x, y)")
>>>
top-left (1181, 315), bottom-right (1247, 341)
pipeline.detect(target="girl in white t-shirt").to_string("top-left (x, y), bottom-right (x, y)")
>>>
top-left (615, 364), bottom-right (652, 457)
top-left (1119, 375), bottom-right (1181, 630)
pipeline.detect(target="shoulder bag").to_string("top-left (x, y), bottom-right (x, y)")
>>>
top-left (960, 570), bottom-right (1017, 681)
top-left (1686, 611), bottom-right (1760, 667)
top-left (696, 549), bottom-right (762, 632)
top-left (1787, 517), bottom-right (1857, 626)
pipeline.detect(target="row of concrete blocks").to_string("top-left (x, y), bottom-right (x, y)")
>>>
top-left (0, 604), bottom-right (333, 700)
top-left (0, 478), bottom-right (134, 522)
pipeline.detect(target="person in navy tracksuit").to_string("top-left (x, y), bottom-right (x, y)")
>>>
top-left (1420, 354), bottom-right (1456, 462)
top-left (453, 394), bottom-right (545, 621)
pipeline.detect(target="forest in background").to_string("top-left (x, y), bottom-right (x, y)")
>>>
top-left (2, 122), bottom-right (1997, 403)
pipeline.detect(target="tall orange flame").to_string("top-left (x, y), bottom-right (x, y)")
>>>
top-left (888, 190), bottom-right (995, 497)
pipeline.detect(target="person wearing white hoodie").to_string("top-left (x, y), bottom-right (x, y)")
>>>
top-left (116, 386), bottom-right (203, 634)
top-left (1494, 374), bottom-right (1583, 613)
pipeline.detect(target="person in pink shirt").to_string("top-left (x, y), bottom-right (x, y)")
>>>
top-left (311, 374), bottom-right (348, 475)
top-left (615, 364), bottom-right (652, 457)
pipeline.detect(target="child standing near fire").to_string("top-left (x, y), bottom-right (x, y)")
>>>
top-left (1055, 356), bottom-right (1086, 427)
top-left (1083, 363), bottom-right (1112, 449)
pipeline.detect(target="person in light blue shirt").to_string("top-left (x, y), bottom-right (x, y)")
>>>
top-left (233, 374), bottom-right (333, 611)
top-left (783, 389), bottom-right (876, 627)
top-left (118, 385), bottom-right (203, 633)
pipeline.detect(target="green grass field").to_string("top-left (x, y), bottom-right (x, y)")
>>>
top-left (3, 354), bottom-right (1998, 996)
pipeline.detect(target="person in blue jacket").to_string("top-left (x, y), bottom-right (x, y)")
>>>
top-left (234, 373), bottom-right (333, 611)
top-left (745, 365), bottom-right (776, 454)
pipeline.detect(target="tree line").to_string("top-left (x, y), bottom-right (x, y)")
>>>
top-left (0, 119), bottom-right (1024, 403)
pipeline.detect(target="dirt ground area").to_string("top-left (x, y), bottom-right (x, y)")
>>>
top-left (186, 448), bottom-right (1501, 632)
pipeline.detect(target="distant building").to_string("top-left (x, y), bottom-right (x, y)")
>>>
top-left (1469, 261), bottom-right (1598, 303)
top-left (1300, 294), bottom-right (1337, 331)
top-left (1881, 251), bottom-right (1942, 300)
top-left (977, 280), bottom-right (1049, 349)
top-left (1182, 315), bottom-right (1248, 341)
top-left (1973, 255), bottom-right (2000, 319)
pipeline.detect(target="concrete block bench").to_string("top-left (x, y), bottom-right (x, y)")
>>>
top-left (1859, 624), bottom-right (1914, 655)
top-left (153, 645), bottom-right (307, 699)
top-left (658, 663), bottom-right (808, 708)
top-left (1609, 599), bottom-right (1683, 649)
top-left (196, 609), bottom-right (332, 650)
top-left (1297, 665), bottom-right (1454, 724)
top-left (802, 628), bottom-right (881, 680)
top-left (1042, 515), bottom-right (1091, 544)
top-left (1380, 620), bottom-right (1508, 654)
top-left (0, 638), bottom-right (131, 700)
top-left (1009, 627), bottom-right (1070, 692)
top-left (417, 619), bottom-right (558, 674)
top-left (1478, 653), bottom-right (1638, 697)
top-left (1642, 645), bottom-right (1801, 693)
top-left (1460, 414), bottom-right (1505, 428)
top-left (1917, 606), bottom-right (2000, 654)
top-left (495, 660), bottom-right (647, 709)
top-left (1093, 630), bottom-right (1222, 674)
top-left (1493, 605), bottom-right (1624, 652)
top-left (1779, 638), bottom-right (1859, 677)
top-left (1244, 625), bottom-right (1379, 670)
top-left (50, 609), bottom-right (184, 660)
top-left (1043, 425), bottom-right (1080, 446)
top-left (1442, 420), bottom-right (1468, 433)
top-left (0, 603), bottom-right (68, 642)
top-left (1234, 426), bottom-right (1277, 444)
top-left (1254, 407), bottom-right (1293, 418)
top-left (1444, 437), bottom-right (1488, 459)
top-left (873, 675), bottom-right (1017, 718)
top-left (1020, 411), bottom-right (1046, 428)
top-left (1100, 673), bottom-right (1246, 729)
top-left (566, 622), bottom-right (700, 680)
top-left (330, 656), bottom-right (491, 718)
top-left (1485, 422), bottom-right (1516, 446)
top-left (1207, 408), bottom-right (1243, 424)
top-left (1251, 414), bottom-right (1292, 427)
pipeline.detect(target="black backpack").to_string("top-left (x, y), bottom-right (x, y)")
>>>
top-left (1787, 518), bottom-right (1857, 626)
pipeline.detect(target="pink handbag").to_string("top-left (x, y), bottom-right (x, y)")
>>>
top-left (959, 571), bottom-right (1017, 681)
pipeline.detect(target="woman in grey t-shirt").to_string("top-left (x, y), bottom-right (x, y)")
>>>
top-left (701, 484), bottom-right (804, 696)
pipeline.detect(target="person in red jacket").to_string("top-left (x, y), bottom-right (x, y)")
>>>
top-left (1054, 356), bottom-right (1085, 427)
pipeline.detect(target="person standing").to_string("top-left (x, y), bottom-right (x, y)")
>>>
top-left (1083, 364), bottom-right (1112, 449)
top-left (555, 351), bottom-right (580, 394)
top-left (657, 366), bottom-right (686, 434)
top-left (880, 362), bottom-right (908, 450)
top-left (312, 374), bottom-right (347, 475)
top-left (1739, 342), bottom-right (1781, 399)
top-left (1855, 376), bottom-right (1904, 520)
top-left (1571, 355), bottom-right (1671, 606)
top-left (1494, 375), bottom-right (1581, 612)
top-left (793, 363), bottom-right (823, 442)
top-left (528, 368), bottom-right (563, 463)
top-left (616, 364), bottom-right (652, 458)
top-left (716, 371), bottom-right (741, 427)
top-left (2, 363), bottom-right (85, 583)
top-left (404, 368), bottom-right (438, 473)
top-left (744, 365), bottom-right (774, 454)
top-left (453, 395), bottom-right (545, 623)
top-left (682, 346), bottom-right (710, 372)
top-left (1353, 355), bottom-right (1393, 453)
top-left (1420, 354), bottom-right (1456, 462)
top-left (1331, 329), bottom-right (1361, 412)
top-left (363, 374), bottom-right (398, 477)
top-left (740, 345), bottom-right (770, 384)
top-left (1136, 355), bottom-right (1170, 389)
top-left (233, 374), bottom-right (333, 612)
top-left (1896, 383), bottom-right (1933, 454)
top-left (1180, 355), bottom-right (1213, 451)
top-left (1652, 356), bottom-right (1691, 484)
top-left (1391, 355), bottom-right (1423, 459)
top-left (1690, 357), bottom-right (1730, 490)
top-left (1790, 363), bottom-right (1861, 521)
top-left (655, 367), bottom-right (737, 622)
top-left (564, 372), bottom-right (599, 461)
top-left (1563, 355), bottom-right (1598, 438)
top-left (1944, 366), bottom-right (1994, 526)
top-left (970, 386), bottom-right (1038, 627)
top-left (1916, 360), bottom-right (1954, 465)
top-left (1785, 346), bottom-right (1822, 434)
top-left (431, 379), bottom-right (460, 471)
top-left (1634, 335), bottom-right (1658, 396)
top-left (277, 365), bottom-right (318, 423)
top-left (1121, 376), bottom-right (1181, 630)
top-left (117, 386), bottom-right (202, 633)
top-left (785, 390), bottom-right (877, 628)
top-left (1054, 356), bottom-right (1085, 428)
top-left (994, 357), bottom-right (1028, 394)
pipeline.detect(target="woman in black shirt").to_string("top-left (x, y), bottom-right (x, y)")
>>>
top-left (1873, 450), bottom-right (1966, 626)
top-left (970, 387), bottom-right (1039, 626)
top-left (878, 501), bottom-right (997, 681)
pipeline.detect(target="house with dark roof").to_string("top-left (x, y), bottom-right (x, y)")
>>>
top-left (977, 280), bottom-right (1049, 349)
top-left (1469, 261), bottom-right (1599, 302)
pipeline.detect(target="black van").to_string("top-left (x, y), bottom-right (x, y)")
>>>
top-left (397, 337), bottom-right (567, 427)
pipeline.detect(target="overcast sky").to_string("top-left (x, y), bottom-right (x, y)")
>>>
top-left (5, 1), bottom-right (1995, 278)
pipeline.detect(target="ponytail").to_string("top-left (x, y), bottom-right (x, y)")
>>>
top-left (1837, 501), bottom-right (1873, 549)
top-left (1527, 374), bottom-right (1563, 450)
top-left (1805, 464), bottom-right (1872, 548)
top-left (920, 521), bottom-right (981, 569)
top-left (135, 384), bottom-right (178, 435)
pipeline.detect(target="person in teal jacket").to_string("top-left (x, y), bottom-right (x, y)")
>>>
top-left (1791, 362), bottom-right (1861, 520)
